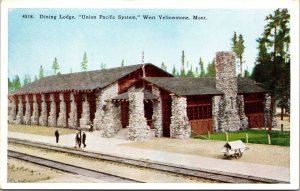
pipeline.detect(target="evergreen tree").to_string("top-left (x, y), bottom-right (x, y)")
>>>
top-left (34, 75), bottom-right (38, 81)
top-left (186, 64), bottom-right (194, 77)
top-left (180, 50), bottom-right (186, 76)
top-left (52, 57), bottom-right (60, 75)
top-left (244, 68), bottom-right (251, 78)
top-left (199, 57), bottom-right (205, 77)
top-left (172, 65), bottom-right (177, 76)
top-left (121, 59), bottom-right (125, 67)
top-left (13, 75), bottom-right (21, 90)
top-left (252, 9), bottom-right (290, 133)
top-left (160, 62), bottom-right (167, 71)
top-left (8, 78), bottom-right (13, 92)
top-left (205, 60), bottom-right (216, 77)
top-left (231, 32), bottom-right (245, 76)
top-left (81, 52), bottom-right (88, 71)
top-left (194, 67), bottom-right (199, 77)
top-left (100, 62), bottom-right (106, 70)
top-left (23, 74), bottom-right (31, 86)
top-left (39, 65), bottom-right (44, 79)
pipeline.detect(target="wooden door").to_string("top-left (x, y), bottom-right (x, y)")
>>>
top-left (121, 102), bottom-right (129, 128)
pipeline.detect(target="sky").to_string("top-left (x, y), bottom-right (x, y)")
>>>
top-left (8, 8), bottom-right (275, 83)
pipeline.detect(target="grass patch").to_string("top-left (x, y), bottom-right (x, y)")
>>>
top-left (194, 129), bottom-right (290, 146)
top-left (8, 124), bottom-right (77, 136)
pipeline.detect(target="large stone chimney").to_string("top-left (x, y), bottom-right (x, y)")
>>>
top-left (215, 51), bottom-right (242, 131)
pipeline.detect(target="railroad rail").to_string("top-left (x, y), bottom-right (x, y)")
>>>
top-left (8, 138), bottom-right (287, 183)
top-left (8, 150), bottom-right (141, 183)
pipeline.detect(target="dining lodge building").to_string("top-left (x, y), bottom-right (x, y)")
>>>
top-left (8, 52), bottom-right (273, 140)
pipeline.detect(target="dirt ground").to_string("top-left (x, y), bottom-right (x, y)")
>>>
top-left (119, 138), bottom-right (290, 168)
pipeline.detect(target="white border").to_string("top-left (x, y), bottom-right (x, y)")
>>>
top-left (1, 0), bottom-right (299, 190)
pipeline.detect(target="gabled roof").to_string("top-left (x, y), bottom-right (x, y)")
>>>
top-left (10, 64), bottom-right (146, 95)
top-left (143, 77), bottom-right (266, 96)
top-left (143, 77), bottom-right (223, 96)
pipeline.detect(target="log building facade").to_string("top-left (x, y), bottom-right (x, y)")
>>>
top-left (8, 52), bottom-right (272, 140)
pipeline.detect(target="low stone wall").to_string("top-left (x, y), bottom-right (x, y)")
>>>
top-left (169, 95), bottom-right (191, 139)
top-left (127, 91), bottom-right (150, 141)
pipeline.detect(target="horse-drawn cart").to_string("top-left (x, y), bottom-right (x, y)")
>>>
top-left (222, 140), bottom-right (249, 159)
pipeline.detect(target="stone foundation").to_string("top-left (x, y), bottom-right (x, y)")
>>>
top-left (68, 93), bottom-right (78, 128)
top-left (31, 95), bottom-right (39, 125)
top-left (48, 94), bottom-right (57, 127)
top-left (39, 94), bottom-right (48, 126)
top-left (23, 95), bottom-right (31, 125)
top-left (57, 93), bottom-right (67, 127)
top-left (169, 95), bottom-right (191, 139)
top-left (152, 86), bottom-right (163, 137)
top-left (79, 94), bottom-right (90, 129)
top-left (127, 91), bottom-right (150, 141)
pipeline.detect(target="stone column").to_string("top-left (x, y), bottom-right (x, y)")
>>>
top-left (237, 95), bottom-right (248, 129)
top-left (152, 86), bottom-right (163, 137)
top-left (48, 94), bottom-right (57, 127)
top-left (8, 96), bottom-right (17, 123)
top-left (212, 95), bottom-right (221, 132)
top-left (215, 51), bottom-right (242, 132)
top-left (68, 93), bottom-right (78, 128)
top-left (57, 93), bottom-right (67, 127)
top-left (39, 94), bottom-right (48, 126)
top-left (93, 83), bottom-right (118, 130)
top-left (127, 91), bottom-right (150, 141)
top-left (102, 100), bottom-right (121, 138)
top-left (23, 95), bottom-right (31, 125)
top-left (31, 95), bottom-right (39, 125)
top-left (15, 95), bottom-right (23, 124)
top-left (79, 94), bottom-right (90, 129)
top-left (169, 95), bottom-right (191, 139)
top-left (264, 94), bottom-right (277, 128)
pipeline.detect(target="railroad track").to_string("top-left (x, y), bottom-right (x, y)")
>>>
top-left (8, 138), bottom-right (287, 184)
top-left (8, 150), bottom-right (141, 183)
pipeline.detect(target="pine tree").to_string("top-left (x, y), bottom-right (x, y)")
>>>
top-left (161, 62), bottom-right (167, 71)
top-left (186, 64), bottom-right (194, 77)
top-left (39, 65), bottom-right (44, 79)
top-left (14, 75), bottom-right (21, 90)
top-left (8, 78), bottom-right (12, 92)
top-left (81, 52), bottom-right (88, 71)
top-left (231, 32), bottom-right (245, 76)
top-left (180, 50), bottom-right (186, 76)
top-left (121, 59), bottom-right (125, 67)
top-left (205, 60), bottom-right (216, 77)
top-left (199, 57), bottom-right (205, 77)
top-left (34, 75), bottom-right (38, 81)
top-left (172, 65), bottom-right (177, 76)
top-left (100, 62), bottom-right (106, 70)
top-left (244, 68), bottom-right (251, 78)
top-left (23, 74), bottom-right (31, 86)
top-left (52, 57), bottom-right (60, 75)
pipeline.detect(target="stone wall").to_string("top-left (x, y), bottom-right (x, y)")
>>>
top-left (68, 93), bottom-right (78, 128)
top-left (15, 96), bottom-right (23, 124)
top-left (127, 91), bottom-right (150, 141)
top-left (39, 94), bottom-right (48, 126)
top-left (93, 82), bottom-right (118, 130)
top-left (169, 95), bottom-right (191, 139)
top-left (57, 93), bottom-right (67, 127)
top-left (8, 97), bottom-right (16, 123)
top-left (79, 94), bottom-right (90, 129)
top-left (212, 95), bottom-right (221, 132)
top-left (48, 94), bottom-right (57, 127)
top-left (215, 51), bottom-right (242, 132)
top-left (152, 86), bottom-right (163, 137)
top-left (31, 95), bottom-right (39, 125)
top-left (23, 95), bottom-right (31, 125)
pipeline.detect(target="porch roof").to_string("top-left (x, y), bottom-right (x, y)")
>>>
top-left (112, 88), bottom-right (158, 101)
